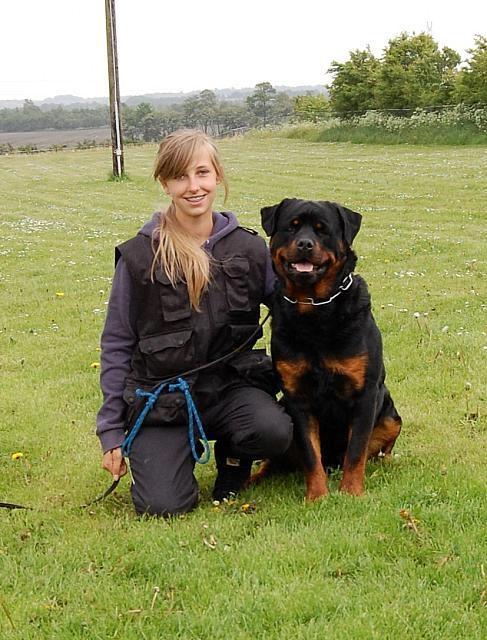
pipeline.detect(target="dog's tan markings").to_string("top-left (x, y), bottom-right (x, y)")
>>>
top-left (273, 247), bottom-right (289, 280)
top-left (367, 415), bottom-right (402, 459)
top-left (340, 411), bottom-right (402, 495)
top-left (312, 254), bottom-right (341, 300)
top-left (323, 353), bottom-right (368, 391)
top-left (248, 459), bottom-right (272, 486)
top-left (340, 446), bottom-right (368, 496)
top-left (275, 359), bottom-right (310, 396)
top-left (273, 246), bottom-right (304, 294)
top-left (305, 416), bottom-right (328, 501)
top-left (295, 301), bottom-right (314, 315)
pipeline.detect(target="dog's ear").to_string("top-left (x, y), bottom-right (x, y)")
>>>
top-left (336, 204), bottom-right (362, 245)
top-left (261, 199), bottom-right (297, 236)
top-left (260, 203), bottom-right (280, 236)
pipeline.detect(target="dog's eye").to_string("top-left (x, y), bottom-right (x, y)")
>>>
top-left (315, 223), bottom-right (328, 235)
top-left (288, 219), bottom-right (300, 231)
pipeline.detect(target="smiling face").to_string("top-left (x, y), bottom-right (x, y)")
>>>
top-left (161, 145), bottom-right (221, 224)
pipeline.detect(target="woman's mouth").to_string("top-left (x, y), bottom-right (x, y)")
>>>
top-left (185, 194), bottom-right (206, 203)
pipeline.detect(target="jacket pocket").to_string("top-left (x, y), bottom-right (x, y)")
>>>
top-left (123, 386), bottom-right (188, 429)
top-left (138, 329), bottom-right (194, 378)
top-left (221, 258), bottom-right (250, 312)
top-left (155, 268), bottom-right (192, 322)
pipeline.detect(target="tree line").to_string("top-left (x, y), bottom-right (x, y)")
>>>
top-left (0, 100), bottom-right (109, 132)
top-left (0, 32), bottom-right (485, 137)
top-left (123, 83), bottom-right (294, 141)
top-left (327, 33), bottom-right (486, 116)
top-left (0, 83), bottom-right (294, 137)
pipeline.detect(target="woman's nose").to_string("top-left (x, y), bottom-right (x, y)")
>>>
top-left (187, 175), bottom-right (199, 192)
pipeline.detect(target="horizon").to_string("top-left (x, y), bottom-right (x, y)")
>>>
top-left (0, 83), bottom-right (327, 105)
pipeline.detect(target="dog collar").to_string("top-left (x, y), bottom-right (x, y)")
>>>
top-left (283, 273), bottom-right (354, 306)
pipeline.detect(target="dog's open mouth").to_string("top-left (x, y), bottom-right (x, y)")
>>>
top-left (287, 260), bottom-right (327, 274)
top-left (291, 261), bottom-right (315, 272)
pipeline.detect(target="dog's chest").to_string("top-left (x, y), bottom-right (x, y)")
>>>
top-left (275, 352), bottom-right (368, 401)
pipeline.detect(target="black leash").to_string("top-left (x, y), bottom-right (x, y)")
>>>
top-left (0, 480), bottom-right (122, 512)
top-left (1, 312), bottom-right (271, 512)
top-left (79, 478), bottom-right (121, 509)
top-left (0, 501), bottom-right (33, 511)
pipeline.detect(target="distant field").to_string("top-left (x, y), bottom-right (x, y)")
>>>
top-left (0, 137), bottom-right (486, 639)
top-left (0, 126), bottom-right (111, 149)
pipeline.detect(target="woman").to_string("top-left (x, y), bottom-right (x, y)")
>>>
top-left (96, 129), bottom-right (292, 516)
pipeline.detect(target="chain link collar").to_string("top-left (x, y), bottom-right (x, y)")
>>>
top-left (283, 273), bottom-right (354, 306)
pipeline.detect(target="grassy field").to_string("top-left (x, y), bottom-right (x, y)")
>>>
top-left (0, 136), bottom-right (486, 639)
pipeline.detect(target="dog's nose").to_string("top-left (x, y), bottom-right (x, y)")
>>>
top-left (296, 238), bottom-right (314, 251)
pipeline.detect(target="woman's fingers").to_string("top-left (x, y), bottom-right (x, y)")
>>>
top-left (102, 447), bottom-right (128, 480)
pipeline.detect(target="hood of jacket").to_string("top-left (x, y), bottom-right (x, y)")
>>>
top-left (138, 210), bottom-right (240, 252)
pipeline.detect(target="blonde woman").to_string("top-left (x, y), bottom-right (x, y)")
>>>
top-left (97, 129), bottom-right (292, 516)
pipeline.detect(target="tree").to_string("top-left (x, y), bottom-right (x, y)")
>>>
top-left (246, 82), bottom-right (277, 127)
top-left (327, 48), bottom-right (380, 115)
top-left (293, 94), bottom-right (330, 122)
top-left (375, 32), bottom-right (460, 110)
top-left (455, 35), bottom-right (487, 104)
top-left (20, 99), bottom-right (44, 130)
top-left (215, 102), bottom-right (250, 135)
top-left (270, 92), bottom-right (293, 123)
top-left (22, 99), bottom-right (41, 114)
top-left (123, 102), bottom-right (162, 141)
top-left (197, 89), bottom-right (218, 132)
top-left (182, 90), bottom-right (218, 132)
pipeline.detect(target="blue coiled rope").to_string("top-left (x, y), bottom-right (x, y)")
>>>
top-left (121, 377), bottom-right (210, 464)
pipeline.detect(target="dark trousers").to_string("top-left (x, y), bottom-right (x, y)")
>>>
top-left (127, 386), bottom-right (293, 516)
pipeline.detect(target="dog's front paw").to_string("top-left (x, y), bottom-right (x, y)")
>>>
top-left (339, 479), bottom-right (365, 496)
top-left (305, 486), bottom-right (329, 501)
top-left (305, 471), bottom-right (329, 501)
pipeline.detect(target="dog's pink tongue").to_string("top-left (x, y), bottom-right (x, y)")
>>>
top-left (292, 262), bottom-right (314, 272)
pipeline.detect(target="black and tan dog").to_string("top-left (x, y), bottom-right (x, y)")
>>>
top-left (259, 198), bottom-right (402, 499)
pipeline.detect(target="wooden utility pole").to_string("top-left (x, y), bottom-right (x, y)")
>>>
top-left (105, 0), bottom-right (124, 177)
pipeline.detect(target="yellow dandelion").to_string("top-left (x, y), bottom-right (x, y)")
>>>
top-left (90, 362), bottom-right (100, 369)
top-left (55, 292), bottom-right (65, 298)
top-left (11, 452), bottom-right (24, 460)
top-left (95, 347), bottom-right (101, 352)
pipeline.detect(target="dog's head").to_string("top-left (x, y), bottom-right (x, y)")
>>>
top-left (261, 198), bottom-right (362, 298)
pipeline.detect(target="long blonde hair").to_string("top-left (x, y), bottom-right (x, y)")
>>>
top-left (152, 129), bottom-right (228, 310)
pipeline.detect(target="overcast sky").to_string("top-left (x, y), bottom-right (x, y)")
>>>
top-left (1, 0), bottom-right (485, 101)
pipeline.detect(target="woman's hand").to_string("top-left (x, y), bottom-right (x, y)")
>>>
top-left (102, 447), bottom-right (127, 480)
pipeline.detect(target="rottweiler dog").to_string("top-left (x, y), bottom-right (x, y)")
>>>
top-left (259, 198), bottom-right (402, 499)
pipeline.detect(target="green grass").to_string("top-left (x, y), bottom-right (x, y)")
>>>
top-left (291, 122), bottom-right (487, 145)
top-left (281, 116), bottom-right (487, 145)
top-left (0, 137), bottom-right (486, 639)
